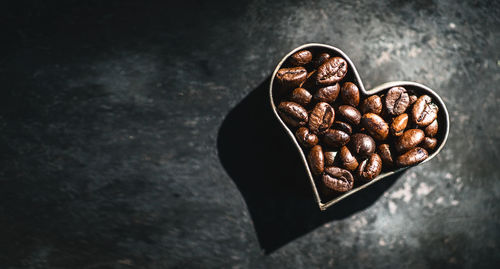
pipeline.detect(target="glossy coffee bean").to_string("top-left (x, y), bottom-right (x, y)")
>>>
top-left (421, 137), bottom-right (438, 151)
top-left (295, 127), bottom-right (318, 148)
top-left (395, 129), bottom-right (425, 153)
top-left (340, 146), bottom-right (359, 171)
top-left (340, 82), bottom-right (360, 107)
top-left (396, 147), bottom-right (428, 166)
top-left (308, 145), bottom-right (324, 175)
top-left (323, 129), bottom-right (350, 148)
top-left (314, 84), bottom-right (340, 103)
top-left (349, 133), bottom-right (376, 158)
top-left (390, 113), bottom-right (409, 137)
top-left (424, 119), bottom-right (438, 137)
top-left (313, 52), bottom-right (331, 68)
top-left (278, 101), bottom-right (308, 127)
top-left (289, 50), bottom-right (312, 66)
top-left (338, 105), bottom-right (362, 125)
top-left (412, 95), bottom-right (439, 127)
top-left (316, 57), bottom-right (348, 85)
top-left (290, 87), bottom-right (312, 107)
top-left (309, 102), bottom-right (335, 134)
top-left (378, 144), bottom-right (394, 167)
top-left (409, 95), bottom-right (418, 105)
top-left (357, 153), bottom-right (382, 181)
top-left (385, 86), bottom-right (410, 116)
top-left (360, 95), bottom-right (382, 114)
top-left (361, 113), bottom-right (389, 140)
top-left (322, 166), bottom-right (354, 192)
top-left (324, 151), bottom-right (337, 167)
top-left (276, 67), bottom-right (307, 88)
top-left (333, 121), bottom-right (352, 135)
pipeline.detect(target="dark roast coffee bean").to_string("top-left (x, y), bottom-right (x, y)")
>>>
top-left (361, 113), bottom-right (389, 140)
top-left (338, 105), bottom-right (362, 125)
top-left (421, 137), bottom-right (438, 151)
top-left (340, 146), bottom-right (359, 171)
top-left (289, 50), bottom-right (312, 66)
top-left (333, 121), bottom-right (352, 135)
top-left (313, 52), bottom-right (331, 68)
top-left (299, 70), bottom-right (317, 89)
top-left (323, 129), bottom-right (350, 148)
top-left (396, 147), bottom-right (428, 166)
top-left (412, 95), bottom-right (438, 127)
top-left (385, 86), bottom-right (410, 116)
top-left (316, 57), bottom-right (348, 85)
top-left (322, 166), bottom-right (354, 192)
top-left (278, 101), bottom-right (308, 128)
top-left (290, 87), bottom-right (312, 107)
top-left (308, 145), bottom-right (324, 176)
top-left (424, 119), bottom-right (438, 137)
top-left (390, 113), bottom-right (409, 137)
top-left (295, 127), bottom-right (318, 148)
top-left (340, 82), bottom-right (360, 107)
top-left (378, 144), bottom-right (394, 167)
top-left (309, 102), bottom-right (335, 134)
top-left (324, 151), bottom-right (337, 167)
top-left (276, 67), bottom-right (307, 88)
top-left (395, 129), bottom-right (425, 153)
top-left (349, 133), bottom-right (376, 158)
top-left (357, 153), bottom-right (382, 181)
top-left (360, 95), bottom-right (382, 114)
top-left (409, 95), bottom-right (418, 105)
top-left (314, 84), bottom-right (340, 103)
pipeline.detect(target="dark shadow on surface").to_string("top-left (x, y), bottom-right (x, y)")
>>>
top-left (217, 77), bottom-right (404, 254)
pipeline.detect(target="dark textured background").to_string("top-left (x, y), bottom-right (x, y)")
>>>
top-left (1, 0), bottom-right (499, 268)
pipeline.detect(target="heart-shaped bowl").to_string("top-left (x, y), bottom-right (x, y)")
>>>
top-left (269, 43), bottom-right (450, 211)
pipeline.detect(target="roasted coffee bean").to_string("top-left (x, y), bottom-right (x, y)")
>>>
top-left (424, 119), bottom-right (438, 137)
top-left (339, 146), bottom-right (359, 171)
top-left (338, 105), bottom-right (362, 125)
top-left (333, 121), bottom-right (352, 135)
top-left (396, 147), bottom-right (428, 166)
top-left (341, 82), bottom-right (360, 107)
top-left (276, 67), bottom-right (307, 88)
top-left (323, 129), bottom-right (350, 148)
top-left (378, 144), bottom-right (393, 167)
top-left (360, 95), bottom-right (382, 114)
top-left (295, 127), bottom-right (318, 148)
top-left (314, 84), bottom-right (340, 103)
top-left (324, 151), bottom-right (337, 166)
top-left (289, 50), bottom-right (312, 66)
top-left (299, 70), bottom-right (317, 89)
top-left (316, 57), bottom-right (348, 85)
top-left (357, 153), bottom-right (382, 181)
top-left (278, 101), bottom-right (308, 127)
top-left (308, 145), bottom-right (324, 175)
top-left (421, 137), bottom-right (438, 151)
top-left (313, 52), bottom-right (331, 68)
top-left (322, 166), bottom-right (354, 192)
top-left (412, 95), bottom-right (438, 127)
top-left (395, 129), bottom-right (425, 153)
top-left (349, 133), bottom-right (376, 158)
top-left (309, 102), bottom-right (335, 134)
top-left (390, 113), bottom-right (409, 136)
top-left (290, 87), bottom-right (312, 107)
top-left (361, 113), bottom-right (389, 140)
top-left (385, 86), bottom-right (410, 115)
top-left (409, 95), bottom-right (418, 105)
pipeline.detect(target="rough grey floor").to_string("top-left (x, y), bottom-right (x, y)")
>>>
top-left (1, 0), bottom-right (499, 268)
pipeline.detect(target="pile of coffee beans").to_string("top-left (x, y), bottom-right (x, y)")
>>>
top-left (274, 49), bottom-right (441, 194)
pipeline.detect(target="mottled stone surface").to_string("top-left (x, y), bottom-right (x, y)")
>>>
top-left (1, 0), bottom-right (499, 268)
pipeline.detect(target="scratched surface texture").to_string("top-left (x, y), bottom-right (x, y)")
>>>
top-left (1, 0), bottom-right (499, 268)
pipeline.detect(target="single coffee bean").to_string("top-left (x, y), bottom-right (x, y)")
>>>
top-left (412, 95), bottom-right (439, 127)
top-left (314, 84), bottom-right (340, 103)
top-left (409, 95), bottom-right (418, 105)
top-left (313, 52), bottom-right (331, 68)
top-left (421, 137), bottom-right (438, 151)
top-left (322, 166), bottom-right (354, 192)
top-left (278, 101), bottom-right (308, 128)
top-left (340, 146), bottom-right (359, 171)
top-left (378, 144), bottom-right (394, 167)
top-left (333, 121), bottom-right (352, 135)
top-left (290, 87), bottom-right (312, 107)
top-left (308, 145), bottom-right (324, 175)
top-left (338, 105), bottom-right (362, 125)
top-left (349, 133), bottom-right (376, 158)
top-left (360, 95), bottom-right (382, 114)
top-left (385, 86), bottom-right (410, 116)
top-left (309, 102), bottom-right (335, 134)
top-left (395, 129), bottom-right (425, 153)
top-left (295, 127), bottom-right (318, 148)
top-left (323, 129), bottom-right (350, 148)
top-left (361, 113), bottom-right (389, 140)
top-left (424, 119), bottom-right (438, 137)
top-left (316, 57), bottom-right (348, 85)
top-left (396, 147), bottom-right (428, 166)
top-left (324, 151), bottom-right (337, 167)
top-left (289, 50), bottom-right (312, 66)
top-left (341, 82), bottom-right (360, 107)
top-left (276, 67), bottom-right (307, 88)
top-left (357, 153), bottom-right (382, 181)
top-left (390, 113), bottom-right (409, 136)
